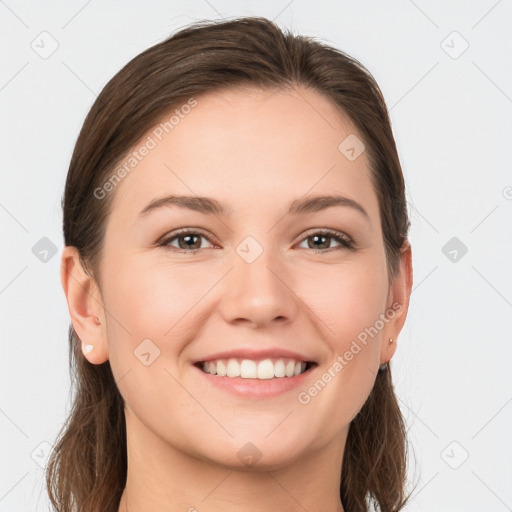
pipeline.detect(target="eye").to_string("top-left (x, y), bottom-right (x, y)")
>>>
top-left (157, 228), bottom-right (355, 253)
top-left (297, 229), bottom-right (354, 252)
top-left (157, 228), bottom-right (216, 252)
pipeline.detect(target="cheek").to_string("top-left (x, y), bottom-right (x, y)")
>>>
top-left (101, 256), bottom-right (218, 355)
top-left (100, 257), bottom-right (217, 419)
top-left (303, 255), bottom-right (388, 348)
top-left (304, 256), bottom-right (388, 404)
top-left (295, 256), bottom-right (388, 424)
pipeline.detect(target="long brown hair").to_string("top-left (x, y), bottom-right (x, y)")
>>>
top-left (48, 16), bottom-right (412, 512)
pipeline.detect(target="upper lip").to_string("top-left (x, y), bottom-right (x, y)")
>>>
top-left (195, 348), bottom-right (317, 364)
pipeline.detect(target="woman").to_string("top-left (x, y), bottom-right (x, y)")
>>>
top-left (48, 16), bottom-right (413, 512)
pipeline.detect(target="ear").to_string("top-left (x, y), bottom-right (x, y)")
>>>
top-left (60, 246), bottom-right (109, 364)
top-left (381, 239), bottom-right (413, 365)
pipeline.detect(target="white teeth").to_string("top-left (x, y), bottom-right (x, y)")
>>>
top-left (274, 359), bottom-right (286, 377)
top-left (226, 358), bottom-right (240, 377)
top-left (285, 360), bottom-right (295, 377)
top-left (257, 359), bottom-right (274, 380)
top-left (240, 359), bottom-right (257, 378)
top-left (199, 357), bottom-right (311, 379)
top-left (216, 360), bottom-right (227, 376)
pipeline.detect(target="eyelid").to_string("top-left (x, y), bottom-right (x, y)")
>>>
top-left (156, 227), bottom-right (219, 248)
top-left (157, 227), bottom-right (355, 251)
top-left (297, 227), bottom-right (353, 244)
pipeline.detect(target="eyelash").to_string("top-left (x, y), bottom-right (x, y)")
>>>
top-left (157, 227), bottom-right (355, 254)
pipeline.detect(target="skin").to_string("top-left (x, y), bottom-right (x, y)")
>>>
top-left (61, 85), bottom-right (413, 512)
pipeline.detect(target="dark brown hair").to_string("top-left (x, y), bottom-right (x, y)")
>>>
top-left (48, 16), bottom-right (412, 512)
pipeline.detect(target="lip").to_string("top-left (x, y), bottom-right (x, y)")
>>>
top-left (192, 362), bottom-right (318, 398)
top-left (194, 348), bottom-right (317, 364)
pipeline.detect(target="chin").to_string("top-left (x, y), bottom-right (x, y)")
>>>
top-left (194, 434), bottom-right (313, 472)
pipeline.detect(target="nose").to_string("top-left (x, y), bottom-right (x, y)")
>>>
top-left (218, 246), bottom-right (299, 328)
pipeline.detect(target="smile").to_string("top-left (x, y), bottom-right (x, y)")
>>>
top-left (195, 358), bottom-right (316, 380)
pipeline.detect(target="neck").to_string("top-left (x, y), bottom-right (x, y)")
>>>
top-left (118, 408), bottom-right (347, 512)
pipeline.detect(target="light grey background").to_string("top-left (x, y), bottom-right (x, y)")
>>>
top-left (1, 1), bottom-right (511, 511)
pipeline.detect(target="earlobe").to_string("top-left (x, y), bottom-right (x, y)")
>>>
top-left (389, 240), bottom-right (413, 324)
top-left (379, 337), bottom-right (396, 371)
top-left (60, 246), bottom-right (109, 364)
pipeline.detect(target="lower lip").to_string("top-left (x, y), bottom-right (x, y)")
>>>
top-left (193, 364), bottom-right (316, 398)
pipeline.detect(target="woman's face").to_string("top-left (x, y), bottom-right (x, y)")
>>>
top-left (82, 86), bottom-right (409, 469)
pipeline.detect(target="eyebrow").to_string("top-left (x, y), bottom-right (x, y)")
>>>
top-left (139, 194), bottom-right (370, 221)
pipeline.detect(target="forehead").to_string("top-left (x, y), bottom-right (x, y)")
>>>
top-left (106, 85), bottom-right (378, 224)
